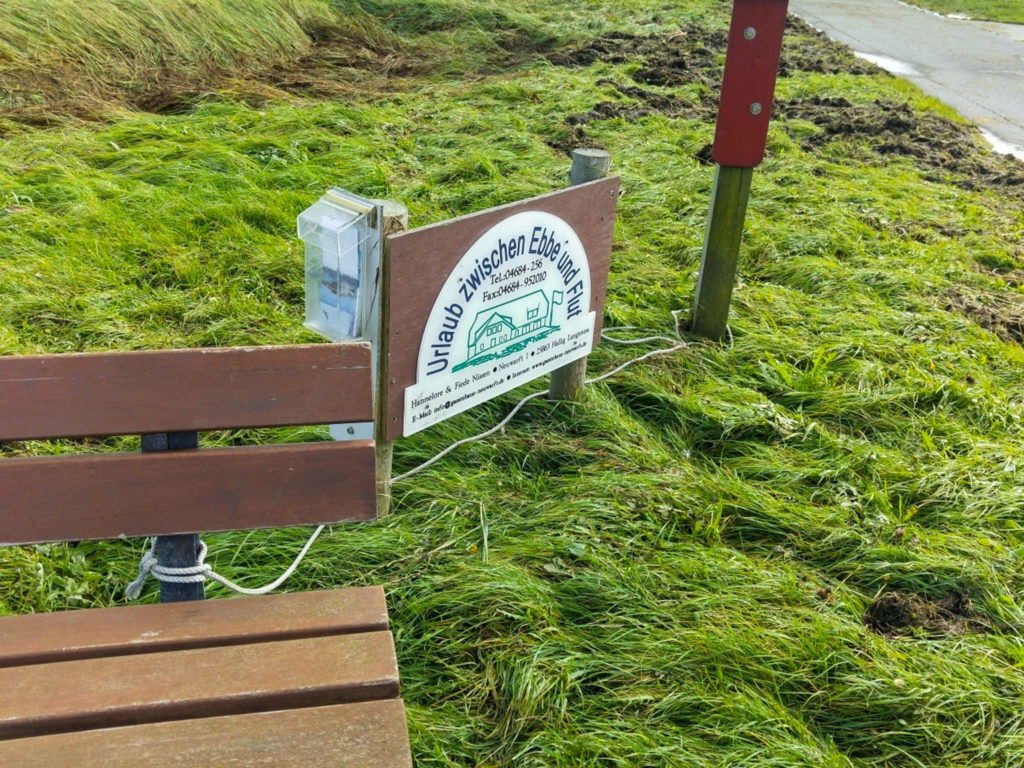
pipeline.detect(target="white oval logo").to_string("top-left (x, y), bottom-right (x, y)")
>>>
top-left (405, 211), bottom-right (595, 435)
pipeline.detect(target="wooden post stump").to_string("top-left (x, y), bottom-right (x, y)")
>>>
top-left (549, 148), bottom-right (612, 402)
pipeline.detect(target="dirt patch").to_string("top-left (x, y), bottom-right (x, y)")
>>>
top-left (547, 25), bottom-right (724, 108)
top-left (630, 28), bottom-right (725, 89)
top-left (545, 126), bottom-right (606, 158)
top-left (777, 97), bottom-right (1024, 193)
top-left (599, 81), bottom-right (693, 115)
top-left (553, 75), bottom-right (707, 155)
top-left (946, 286), bottom-right (1024, 344)
top-left (779, 17), bottom-right (882, 77)
top-left (550, 20), bottom-right (1024, 201)
top-left (982, 267), bottom-right (1024, 288)
top-left (547, 28), bottom-right (725, 70)
top-left (864, 590), bottom-right (990, 637)
top-left (545, 25), bottom-right (721, 153)
top-left (549, 18), bottom-right (877, 81)
top-left (545, 20), bottom-right (886, 157)
top-left (568, 100), bottom-right (657, 126)
top-left (566, 79), bottom-right (697, 126)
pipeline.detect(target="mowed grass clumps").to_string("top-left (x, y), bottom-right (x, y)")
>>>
top-left (0, 0), bottom-right (345, 117)
top-left (4, 1), bottom-right (1024, 765)
top-left (0, 0), bottom-right (695, 127)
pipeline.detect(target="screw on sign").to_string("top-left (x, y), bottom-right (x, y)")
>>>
top-left (691, 0), bottom-right (789, 341)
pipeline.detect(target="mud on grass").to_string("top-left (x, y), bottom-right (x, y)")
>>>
top-left (946, 285), bottom-right (1024, 344)
top-left (549, 16), bottom-right (1024, 199)
top-left (547, 17), bottom-right (871, 82)
top-left (548, 17), bottom-right (879, 133)
top-left (777, 97), bottom-right (1024, 194)
top-left (864, 590), bottom-right (992, 637)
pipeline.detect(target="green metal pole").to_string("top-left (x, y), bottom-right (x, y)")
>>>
top-left (690, 164), bottom-right (753, 341)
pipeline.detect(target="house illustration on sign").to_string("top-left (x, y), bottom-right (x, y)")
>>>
top-left (452, 289), bottom-right (563, 372)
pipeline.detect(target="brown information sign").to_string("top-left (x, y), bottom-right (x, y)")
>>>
top-left (381, 177), bottom-right (619, 441)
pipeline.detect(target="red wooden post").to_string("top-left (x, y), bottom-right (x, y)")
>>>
top-left (711, 0), bottom-right (790, 168)
top-left (691, 0), bottom-right (789, 340)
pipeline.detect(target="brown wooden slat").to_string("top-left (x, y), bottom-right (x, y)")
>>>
top-left (0, 587), bottom-right (388, 667)
top-left (0, 441), bottom-right (376, 545)
top-left (0, 343), bottom-right (372, 441)
top-left (0, 700), bottom-right (412, 768)
top-left (0, 631), bottom-right (399, 740)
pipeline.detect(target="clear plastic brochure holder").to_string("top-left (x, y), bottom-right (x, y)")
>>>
top-left (298, 188), bottom-right (383, 342)
top-left (298, 188), bottom-right (383, 441)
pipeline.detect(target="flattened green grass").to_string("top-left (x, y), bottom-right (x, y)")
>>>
top-left (0, 0), bottom-right (344, 114)
top-left (3, 1), bottom-right (1024, 766)
top-left (0, 0), bottom-right (708, 123)
top-left (902, 0), bottom-right (1024, 24)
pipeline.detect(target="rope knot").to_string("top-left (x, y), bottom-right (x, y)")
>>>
top-left (125, 540), bottom-right (211, 600)
top-left (124, 526), bottom-right (326, 600)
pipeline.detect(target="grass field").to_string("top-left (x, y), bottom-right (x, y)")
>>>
top-left (903, 0), bottom-right (1024, 23)
top-left (3, 1), bottom-right (1024, 765)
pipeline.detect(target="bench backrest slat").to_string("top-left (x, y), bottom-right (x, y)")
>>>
top-left (0, 343), bottom-right (371, 441)
top-left (0, 342), bottom-right (376, 545)
top-left (1, 442), bottom-right (375, 545)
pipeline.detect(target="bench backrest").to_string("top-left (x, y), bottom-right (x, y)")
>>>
top-left (0, 343), bottom-right (375, 545)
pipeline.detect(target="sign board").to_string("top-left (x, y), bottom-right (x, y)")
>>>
top-left (382, 177), bottom-right (619, 440)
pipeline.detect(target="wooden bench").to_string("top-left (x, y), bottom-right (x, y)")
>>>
top-left (0, 343), bottom-right (411, 766)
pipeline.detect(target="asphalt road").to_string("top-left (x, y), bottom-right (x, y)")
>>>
top-left (788, 0), bottom-right (1024, 158)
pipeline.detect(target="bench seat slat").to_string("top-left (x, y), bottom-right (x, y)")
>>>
top-left (0, 699), bottom-right (412, 767)
top-left (0, 343), bottom-right (372, 441)
top-left (0, 631), bottom-right (399, 740)
top-left (0, 440), bottom-right (376, 545)
top-left (0, 587), bottom-right (388, 667)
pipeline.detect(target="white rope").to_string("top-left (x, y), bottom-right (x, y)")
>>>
top-left (601, 331), bottom-right (679, 345)
top-left (587, 341), bottom-right (686, 384)
top-left (391, 388), bottom-right (551, 483)
top-left (125, 525), bottom-right (325, 600)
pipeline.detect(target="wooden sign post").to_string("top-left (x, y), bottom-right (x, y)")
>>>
top-left (549, 148), bottom-right (613, 403)
top-left (373, 201), bottom-right (409, 514)
top-left (691, 0), bottom-right (789, 340)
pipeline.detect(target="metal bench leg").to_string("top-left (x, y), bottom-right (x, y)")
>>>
top-left (142, 431), bottom-right (205, 603)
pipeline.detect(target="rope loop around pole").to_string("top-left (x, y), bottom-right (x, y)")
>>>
top-left (125, 540), bottom-right (211, 600)
top-left (125, 526), bottom-right (327, 601)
